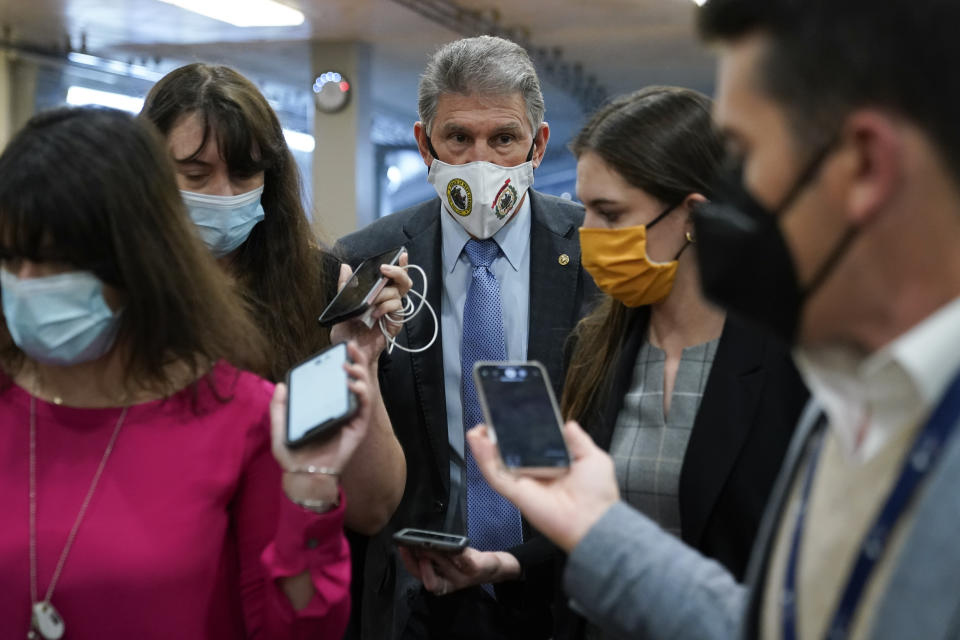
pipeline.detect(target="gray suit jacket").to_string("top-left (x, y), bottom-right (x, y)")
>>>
top-left (336, 190), bottom-right (596, 639)
top-left (564, 395), bottom-right (960, 639)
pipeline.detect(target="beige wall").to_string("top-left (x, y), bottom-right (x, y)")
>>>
top-left (310, 41), bottom-right (374, 245)
top-left (0, 52), bottom-right (10, 150)
top-left (0, 51), bottom-right (37, 151)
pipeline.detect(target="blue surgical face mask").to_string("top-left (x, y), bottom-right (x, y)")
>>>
top-left (0, 269), bottom-right (122, 366)
top-left (180, 186), bottom-right (265, 257)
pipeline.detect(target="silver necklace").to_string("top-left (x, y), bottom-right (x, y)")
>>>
top-left (28, 396), bottom-right (128, 640)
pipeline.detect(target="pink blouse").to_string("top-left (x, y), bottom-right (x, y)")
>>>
top-left (0, 363), bottom-right (350, 639)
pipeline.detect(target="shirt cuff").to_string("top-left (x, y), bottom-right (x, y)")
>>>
top-left (263, 487), bottom-right (348, 578)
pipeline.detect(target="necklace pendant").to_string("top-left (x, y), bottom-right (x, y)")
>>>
top-left (31, 601), bottom-right (65, 640)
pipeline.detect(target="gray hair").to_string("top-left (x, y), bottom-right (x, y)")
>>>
top-left (418, 35), bottom-right (546, 137)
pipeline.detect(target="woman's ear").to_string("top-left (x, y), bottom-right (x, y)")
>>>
top-left (680, 193), bottom-right (707, 243)
top-left (681, 192), bottom-right (708, 227)
top-left (682, 192), bottom-right (708, 211)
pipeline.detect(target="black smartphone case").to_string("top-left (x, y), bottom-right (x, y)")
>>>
top-left (317, 246), bottom-right (405, 327)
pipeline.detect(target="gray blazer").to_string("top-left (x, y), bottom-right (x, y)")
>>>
top-left (564, 396), bottom-right (960, 639)
top-left (336, 190), bottom-right (596, 639)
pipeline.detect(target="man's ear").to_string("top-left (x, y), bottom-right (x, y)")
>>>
top-left (414, 122), bottom-right (434, 169)
top-left (840, 111), bottom-right (904, 226)
top-left (531, 122), bottom-right (551, 169)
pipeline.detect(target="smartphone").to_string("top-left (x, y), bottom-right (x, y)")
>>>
top-left (285, 342), bottom-right (358, 448)
top-left (473, 361), bottom-right (571, 477)
top-left (393, 528), bottom-right (469, 554)
top-left (318, 246), bottom-right (405, 327)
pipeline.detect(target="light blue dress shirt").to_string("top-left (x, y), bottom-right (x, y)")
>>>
top-left (440, 195), bottom-right (531, 528)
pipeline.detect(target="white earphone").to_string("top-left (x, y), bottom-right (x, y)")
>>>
top-left (375, 264), bottom-right (438, 355)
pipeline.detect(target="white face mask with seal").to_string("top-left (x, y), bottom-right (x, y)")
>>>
top-left (426, 141), bottom-right (535, 239)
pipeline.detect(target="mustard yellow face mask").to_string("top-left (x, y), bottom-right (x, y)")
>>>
top-left (579, 205), bottom-right (686, 307)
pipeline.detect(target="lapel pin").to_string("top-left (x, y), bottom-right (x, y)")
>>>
top-left (558, 253), bottom-right (570, 266)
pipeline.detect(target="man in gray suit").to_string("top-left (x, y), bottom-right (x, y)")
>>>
top-left (337, 35), bottom-right (594, 640)
top-left (469, 0), bottom-right (960, 638)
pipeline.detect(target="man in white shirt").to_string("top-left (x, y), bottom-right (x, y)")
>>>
top-left (467, 0), bottom-right (960, 638)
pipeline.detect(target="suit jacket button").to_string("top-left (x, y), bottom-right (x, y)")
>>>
top-left (433, 500), bottom-right (446, 513)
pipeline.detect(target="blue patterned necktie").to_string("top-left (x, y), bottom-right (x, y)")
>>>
top-left (461, 238), bottom-right (524, 562)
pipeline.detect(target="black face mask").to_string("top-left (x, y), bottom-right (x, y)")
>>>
top-left (692, 142), bottom-right (857, 345)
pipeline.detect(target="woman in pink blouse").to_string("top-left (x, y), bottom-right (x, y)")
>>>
top-left (0, 107), bottom-right (362, 639)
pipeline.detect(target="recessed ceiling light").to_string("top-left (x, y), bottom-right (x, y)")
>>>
top-left (691, 0), bottom-right (708, 6)
top-left (157, 0), bottom-right (305, 27)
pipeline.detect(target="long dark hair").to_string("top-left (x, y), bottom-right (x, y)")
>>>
top-left (561, 87), bottom-right (724, 422)
top-left (0, 107), bottom-right (266, 393)
top-left (141, 63), bottom-right (333, 382)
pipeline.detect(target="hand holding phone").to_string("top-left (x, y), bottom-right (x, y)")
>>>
top-left (271, 341), bottom-right (374, 514)
top-left (465, 420), bottom-right (620, 554)
top-left (319, 246), bottom-right (406, 327)
top-left (396, 541), bottom-right (522, 597)
top-left (473, 361), bottom-right (571, 476)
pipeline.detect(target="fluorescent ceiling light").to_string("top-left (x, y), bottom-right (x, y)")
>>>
top-left (66, 86), bottom-right (314, 153)
top-left (66, 86), bottom-right (145, 113)
top-left (157, 0), bottom-right (305, 27)
top-left (284, 129), bottom-right (315, 153)
top-left (67, 52), bottom-right (164, 82)
top-left (690, 0), bottom-right (707, 5)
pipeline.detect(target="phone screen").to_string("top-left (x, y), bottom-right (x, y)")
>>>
top-left (287, 343), bottom-right (350, 443)
top-left (475, 363), bottom-right (570, 469)
top-left (319, 246), bottom-right (403, 325)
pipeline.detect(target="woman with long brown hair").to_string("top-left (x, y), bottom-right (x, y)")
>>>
top-left (551, 86), bottom-right (809, 637)
top-left (0, 106), bottom-right (369, 638)
top-left (141, 63), bottom-right (407, 535)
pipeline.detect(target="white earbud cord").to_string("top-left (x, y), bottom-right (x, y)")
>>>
top-left (378, 264), bottom-right (438, 354)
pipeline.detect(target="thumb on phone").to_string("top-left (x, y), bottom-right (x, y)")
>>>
top-left (338, 263), bottom-right (353, 292)
top-left (563, 421), bottom-right (599, 461)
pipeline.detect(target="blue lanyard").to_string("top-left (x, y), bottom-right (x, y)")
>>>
top-left (782, 369), bottom-right (960, 640)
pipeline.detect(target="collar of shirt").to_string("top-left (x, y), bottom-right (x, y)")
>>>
top-left (440, 192), bottom-right (532, 274)
top-left (794, 295), bottom-right (960, 462)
